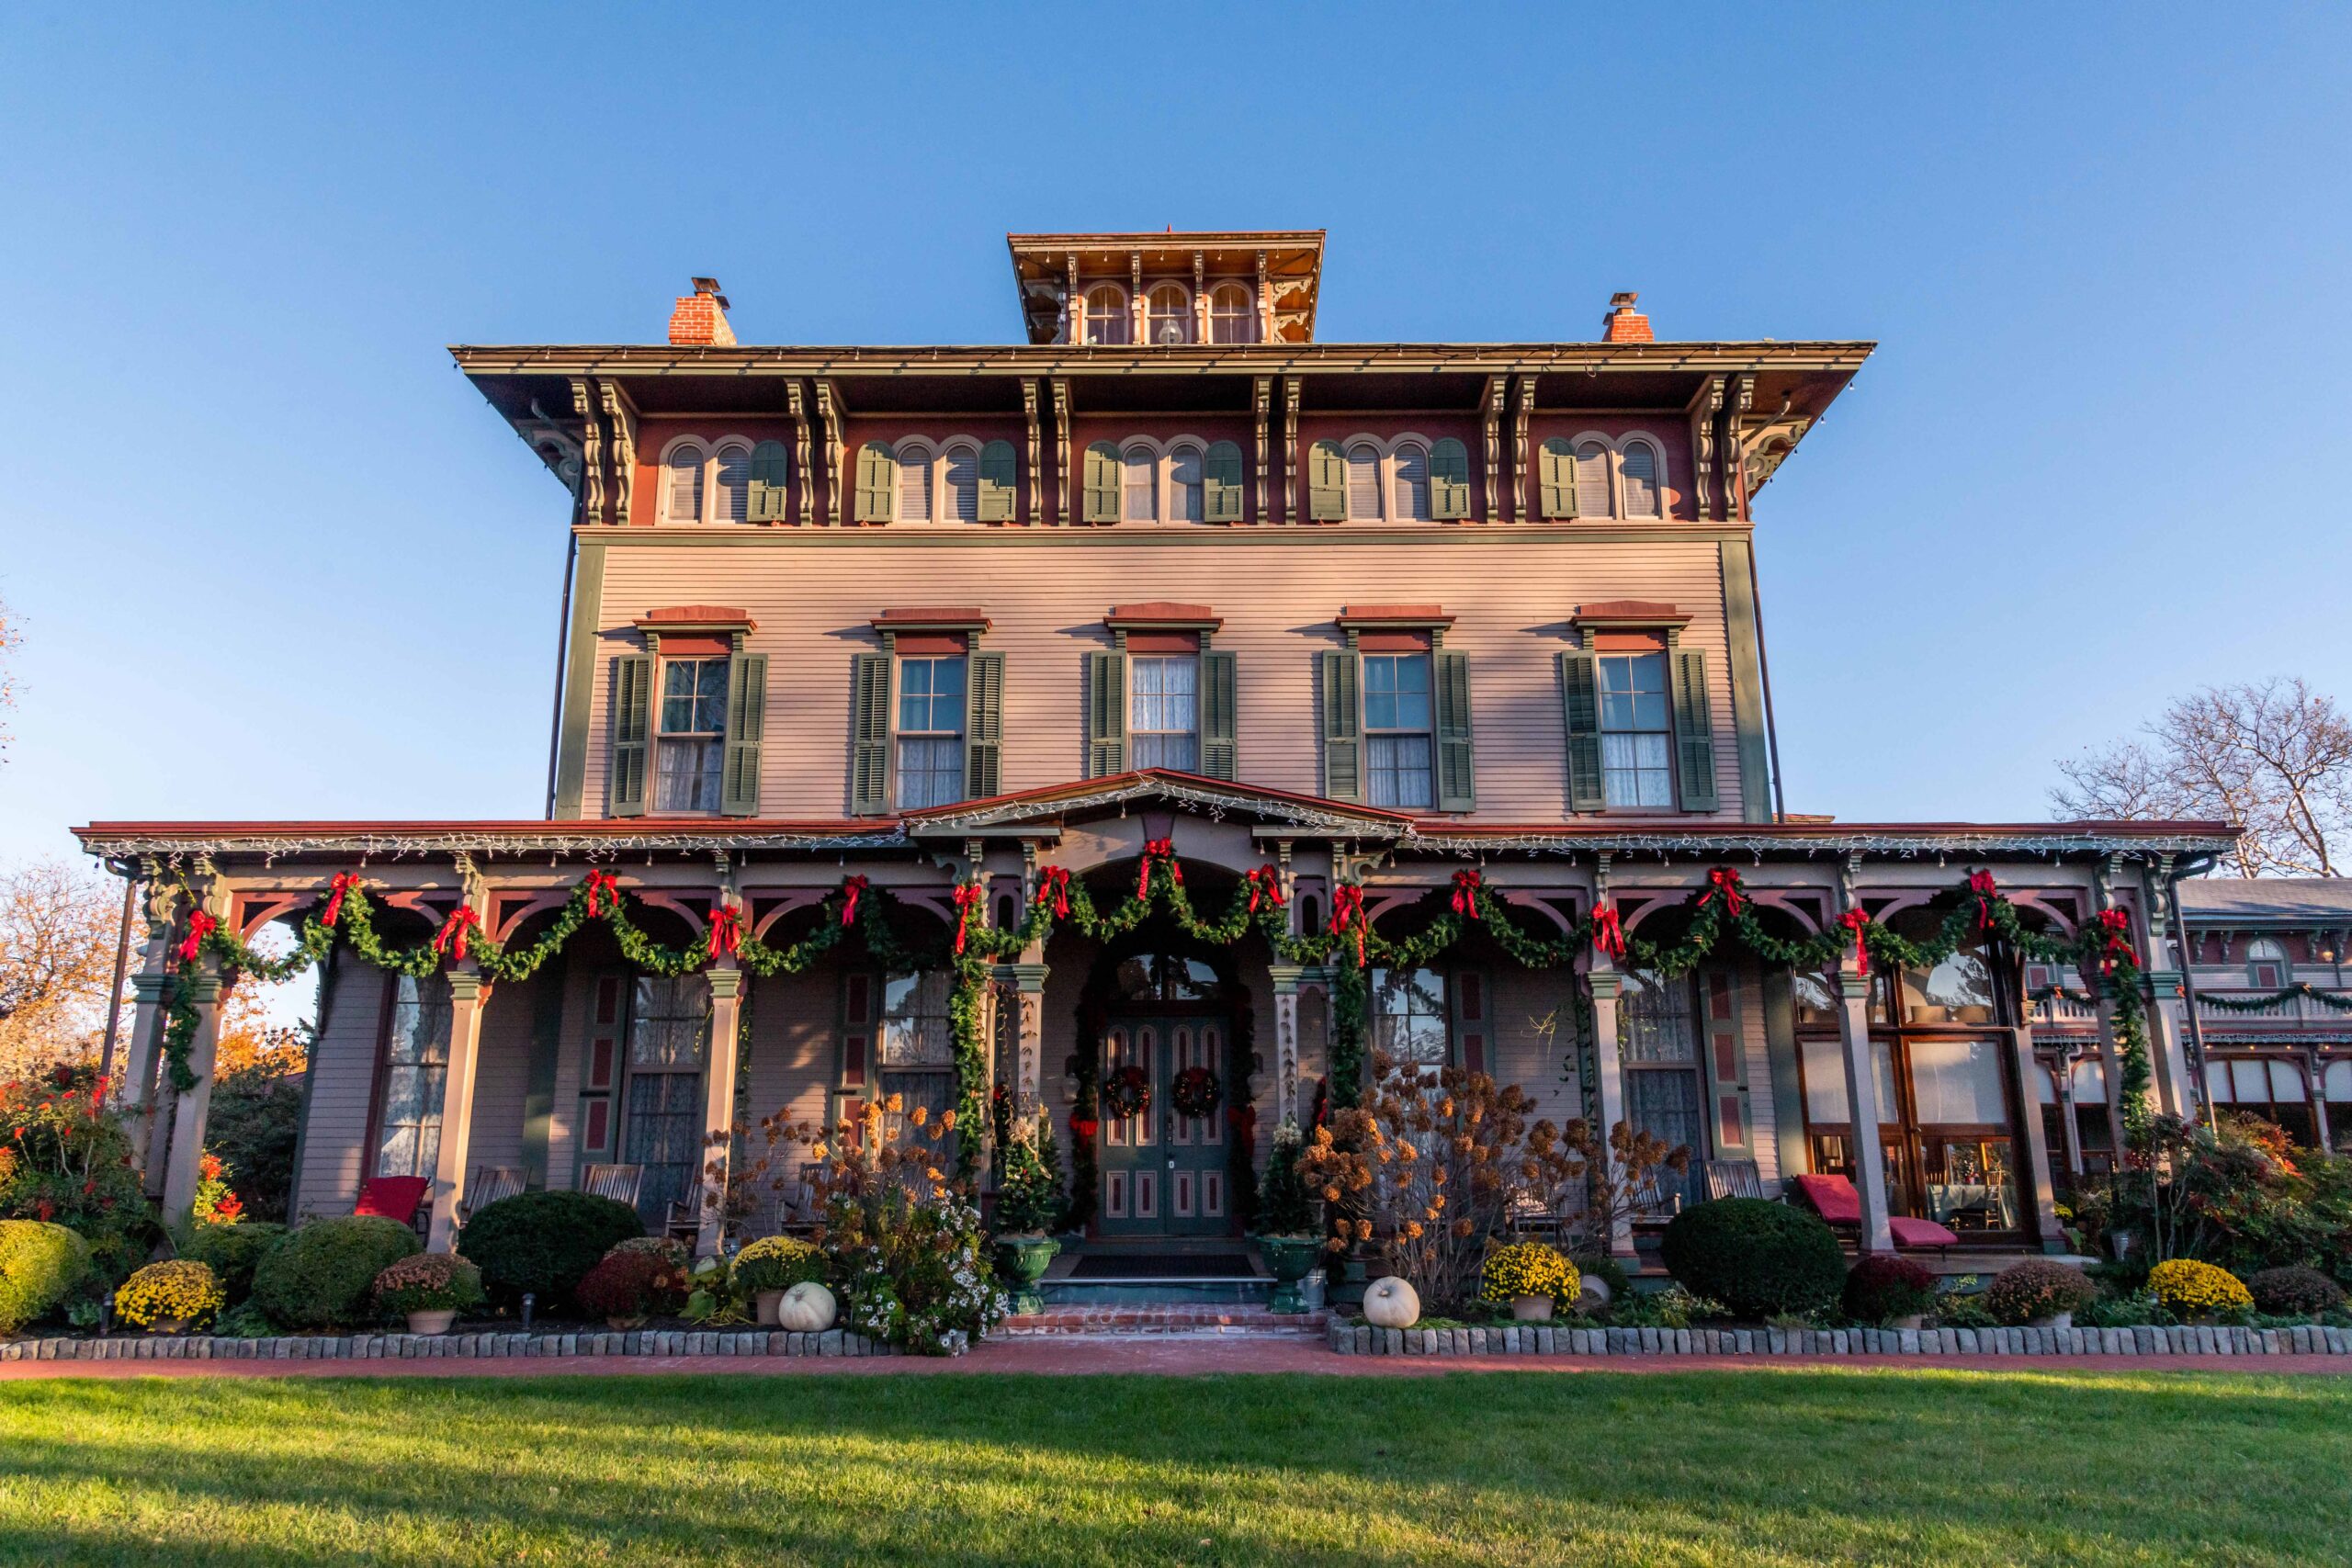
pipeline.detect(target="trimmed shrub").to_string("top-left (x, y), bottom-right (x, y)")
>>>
top-left (371, 1252), bottom-right (486, 1318)
top-left (116, 1258), bottom-right (227, 1329)
top-left (0, 1219), bottom-right (91, 1334)
top-left (180, 1221), bottom-right (288, 1306)
top-left (2147, 1258), bottom-right (2254, 1318)
top-left (459, 1190), bottom-right (644, 1308)
top-left (609, 1235), bottom-right (690, 1268)
top-left (574, 1249), bottom-right (684, 1323)
top-left (1659, 1198), bottom-right (1845, 1319)
top-left (2247, 1265), bottom-right (2346, 1317)
top-left (1842, 1254), bottom-right (1938, 1325)
top-left (731, 1235), bottom-right (826, 1296)
top-left (1982, 1259), bottom-right (2098, 1325)
top-left (252, 1214), bottom-right (421, 1327)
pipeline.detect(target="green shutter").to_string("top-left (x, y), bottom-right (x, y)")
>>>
top-left (1082, 441), bottom-right (1121, 524)
top-left (720, 652), bottom-right (767, 816)
top-left (978, 439), bottom-right (1017, 521)
top-left (1201, 649), bottom-right (1237, 779)
top-left (1085, 650), bottom-right (1126, 776)
top-left (854, 441), bottom-right (897, 523)
top-left (1320, 649), bottom-right (1361, 801)
top-left (965, 651), bottom-right (1004, 800)
top-left (1307, 439), bottom-right (1346, 521)
top-left (746, 440), bottom-right (791, 522)
top-left (1430, 437), bottom-right (1472, 520)
top-left (1203, 440), bottom-right (1244, 523)
top-left (851, 653), bottom-right (892, 814)
top-left (1539, 437), bottom-right (1576, 519)
top-left (1434, 650), bottom-right (1476, 812)
top-left (1672, 649), bottom-right (1720, 811)
top-left (1559, 649), bottom-right (1603, 811)
top-left (609, 653), bottom-right (652, 817)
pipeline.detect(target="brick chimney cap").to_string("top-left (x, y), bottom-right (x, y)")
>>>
top-left (1611, 291), bottom-right (1639, 308)
top-left (691, 276), bottom-right (730, 309)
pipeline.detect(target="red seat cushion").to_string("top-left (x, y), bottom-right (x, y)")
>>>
top-left (1889, 1215), bottom-right (1961, 1248)
top-left (354, 1175), bottom-right (430, 1222)
top-left (1792, 1173), bottom-right (1863, 1224)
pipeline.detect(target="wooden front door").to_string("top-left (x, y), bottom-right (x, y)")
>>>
top-left (1097, 1015), bottom-right (1229, 1238)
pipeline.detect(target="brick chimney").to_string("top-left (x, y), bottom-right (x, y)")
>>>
top-left (1600, 291), bottom-right (1652, 344)
top-left (668, 277), bottom-right (736, 347)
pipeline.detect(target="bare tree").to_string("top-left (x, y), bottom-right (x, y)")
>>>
top-left (2053, 678), bottom-right (2352, 877)
top-left (0, 859), bottom-right (125, 1077)
top-left (0, 594), bottom-right (17, 760)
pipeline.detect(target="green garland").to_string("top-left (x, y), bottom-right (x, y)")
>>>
top-left (2194, 981), bottom-right (2352, 1014)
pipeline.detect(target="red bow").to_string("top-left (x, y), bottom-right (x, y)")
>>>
top-left (1037, 865), bottom-right (1072, 919)
top-left (583, 870), bottom-right (620, 918)
top-left (952, 883), bottom-right (984, 955)
top-left (1591, 903), bottom-right (1625, 962)
top-left (1329, 884), bottom-right (1369, 967)
top-left (433, 907), bottom-right (481, 964)
top-left (1451, 869), bottom-right (1484, 919)
top-left (1245, 864), bottom-right (1285, 914)
top-left (175, 910), bottom-right (217, 965)
top-left (1069, 1117), bottom-right (1101, 1143)
top-left (1839, 908), bottom-right (1871, 974)
top-left (1698, 866), bottom-right (1747, 916)
top-left (841, 874), bottom-right (868, 928)
top-left (1967, 869), bottom-right (1998, 931)
top-left (2098, 908), bottom-right (2137, 975)
top-left (1138, 839), bottom-right (1182, 900)
top-left (707, 904), bottom-right (741, 958)
top-left (1227, 1103), bottom-right (1257, 1142)
top-left (322, 873), bottom-right (360, 929)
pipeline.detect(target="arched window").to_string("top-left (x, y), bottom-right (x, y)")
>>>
top-left (1344, 443), bottom-right (1384, 520)
top-left (1169, 445), bottom-right (1204, 522)
top-left (2247, 937), bottom-right (2290, 988)
top-left (1621, 440), bottom-right (1661, 517)
top-left (1574, 440), bottom-right (1613, 518)
top-left (713, 442), bottom-right (752, 524)
top-left (943, 445), bottom-right (979, 523)
top-left (1393, 443), bottom-right (1431, 521)
top-left (1147, 284), bottom-right (1192, 344)
top-left (897, 444), bottom-right (933, 523)
top-left (664, 443), bottom-right (706, 524)
top-left (1123, 446), bottom-right (1158, 520)
top-left (1084, 285), bottom-right (1129, 345)
top-left (1208, 283), bottom-right (1255, 344)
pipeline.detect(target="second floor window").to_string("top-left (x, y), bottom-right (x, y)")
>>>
top-left (656, 657), bottom-right (729, 812)
top-left (1124, 446), bottom-right (1157, 520)
top-left (2246, 938), bottom-right (2290, 988)
top-left (1598, 650), bottom-right (1673, 807)
top-left (896, 655), bottom-right (967, 810)
top-left (1130, 655), bottom-right (1198, 771)
top-left (1363, 652), bottom-right (1434, 809)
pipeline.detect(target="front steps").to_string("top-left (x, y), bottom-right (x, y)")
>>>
top-left (1002, 1305), bottom-right (1328, 1337)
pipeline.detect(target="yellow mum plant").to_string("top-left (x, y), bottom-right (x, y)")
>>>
top-left (115, 1258), bottom-right (227, 1330)
top-left (2147, 1258), bottom-right (2253, 1318)
top-left (1479, 1241), bottom-right (1579, 1308)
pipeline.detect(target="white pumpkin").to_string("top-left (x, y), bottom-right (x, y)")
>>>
top-left (1363, 1275), bottom-right (1420, 1329)
top-left (775, 1280), bottom-right (837, 1334)
top-left (1577, 1273), bottom-right (1613, 1310)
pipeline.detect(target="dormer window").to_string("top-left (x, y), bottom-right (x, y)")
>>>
top-left (944, 444), bottom-right (979, 523)
top-left (1574, 441), bottom-right (1613, 517)
top-left (714, 442), bottom-right (752, 523)
top-left (1621, 439), bottom-right (1662, 517)
top-left (1169, 446), bottom-right (1204, 522)
top-left (1148, 284), bottom-right (1193, 344)
top-left (898, 442), bottom-right (934, 523)
top-left (1208, 283), bottom-right (1256, 344)
top-left (1084, 284), bottom-right (1130, 345)
top-left (2246, 937), bottom-right (2290, 989)
top-left (1124, 445), bottom-right (1158, 521)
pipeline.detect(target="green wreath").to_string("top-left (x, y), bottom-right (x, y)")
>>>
top-left (1102, 1063), bottom-right (1152, 1120)
top-left (1171, 1065), bottom-right (1222, 1120)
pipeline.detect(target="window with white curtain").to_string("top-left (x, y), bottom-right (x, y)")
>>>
top-left (1208, 283), bottom-right (1255, 344)
top-left (1621, 441), bottom-right (1661, 517)
top-left (944, 446), bottom-right (979, 523)
top-left (1130, 655), bottom-right (1198, 771)
top-left (1123, 446), bottom-right (1158, 520)
top-left (897, 445), bottom-right (933, 522)
top-left (664, 444), bottom-right (706, 524)
top-left (1169, 446), bottom-right (1204, 522)
top-left (1393, 444), bottom-right (1431, 521)
top-left (1345, 443), bottom-right (1384, 520)
top-left (1084, 285), bottom-right (1129, 345)
top-left (1574, 441), bottom-right (1613, 518)
top-left (714, 443), bottom-right (752, 524)
top-left (1147, 284), bottom-right (1192, 344)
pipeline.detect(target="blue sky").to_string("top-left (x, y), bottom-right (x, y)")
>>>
top-left (4, 2), bottom-right (2349, 869)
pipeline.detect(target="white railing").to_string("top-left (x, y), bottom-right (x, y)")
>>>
top-left (2193, 988), bottom-right (2352, 1029)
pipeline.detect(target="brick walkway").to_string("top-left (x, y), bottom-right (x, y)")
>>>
top-left (5, 1334), bottom-right (2349, 1381)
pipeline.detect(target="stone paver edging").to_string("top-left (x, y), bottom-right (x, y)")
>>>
top-left (1329, 1321), bottom-right (2352, 1358)
top-left (0, 1327), bottom-right (897, 1364)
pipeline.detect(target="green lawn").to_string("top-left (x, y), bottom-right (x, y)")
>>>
top-left (0, 1367), bottom-right (2345, 1566)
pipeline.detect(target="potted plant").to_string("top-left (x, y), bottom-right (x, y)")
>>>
top-left (1842, 1254), bottom-right (1939, 1330)
top-left (370, 1251), bottom-right (486, 1334)
top-left (574, 1248), bottom-right (685, 1329)
top-left (1982, 1258), bottom-right (2098, 1329)
top-left (730, 1235), bottom-right (826, 1325)
top-left (1256, 1122), bottom-right (1324, 1314)
top-left (1478, 1241), bottom-right (1578, 1322)
top-left (114, 1259), bottom-right (226, 1335)
top-left (2146, 1258), bottom-right (2253, 1325)
top-left (992, 1118), bottom-right (1065, 1314)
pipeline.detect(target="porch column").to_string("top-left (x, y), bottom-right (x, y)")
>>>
top-left (1009, 962), bottom-right (1048, 1103)
top-left (2055, 1051), bottom-right (2086, 1176)
top-left (2306, 1052), bottom-right (2333, 1151)
top-left (695, 964), bottom-right (743, 1257)
top-left (1586, 960), bottom-right (1634, 1260)
top-left (2007, 1025), bottom-right (2065, 1252)
top-left (119, 964), bottom-right (175, 1179)
top-left (2142, 976), bottom-right (2197, 1121)
top-left (157, 967), bottom-right (225, 1232)
top-left (1833, 965), bottom-right (1895, 1255)
top-left (2092, 995), bottom-right (2130, 1140)
top-left (424, 969), bottom-right (490, 1252)
top-left (1269, 966), bottom-right (1304, 1125)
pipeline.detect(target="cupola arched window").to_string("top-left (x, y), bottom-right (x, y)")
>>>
top-left (1084, 285), bottom-right (1130, 345)
top-left (1207, 283), bottom-right (1256, 344)
top-left (1147, 284), bottom-right (1193, 344)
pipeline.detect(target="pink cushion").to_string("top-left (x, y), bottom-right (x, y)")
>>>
top-left (354, 1175), bottom-right (430, 1222)
top-left (1889, 1216), bottom-right (1961, 1248)
top-left (1792, 1173), bottom-right (1863, 1224)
